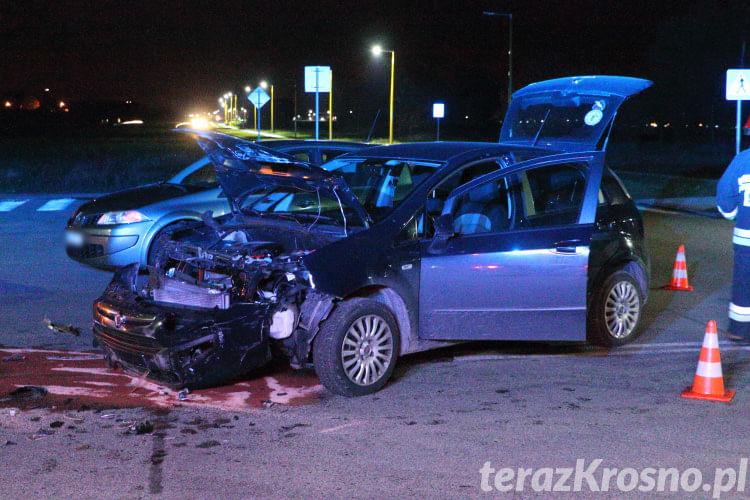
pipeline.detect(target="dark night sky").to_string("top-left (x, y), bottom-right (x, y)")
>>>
top-left (2, 0), bottom-right (750, 124)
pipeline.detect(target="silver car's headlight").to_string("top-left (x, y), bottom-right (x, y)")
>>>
top-left (96, 210), bottom-right (151, 225)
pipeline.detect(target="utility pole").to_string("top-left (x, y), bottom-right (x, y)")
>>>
top-left (483, 11), bottom-right (513, 107)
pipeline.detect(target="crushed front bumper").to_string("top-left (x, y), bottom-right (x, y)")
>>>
top-left (93, 289), bottom-right (273, 389)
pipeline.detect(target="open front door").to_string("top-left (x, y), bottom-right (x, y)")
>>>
top-left (418, 153), bottom-right (603, 341)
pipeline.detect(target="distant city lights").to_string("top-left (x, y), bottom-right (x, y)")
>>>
top-left (4, 101), bottom-right (11, 108)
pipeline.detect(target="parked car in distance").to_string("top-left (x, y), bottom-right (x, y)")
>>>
top-left (92, 76), bottom-right (652, 396)
top-left (65, 139), bottom-right (372, 269)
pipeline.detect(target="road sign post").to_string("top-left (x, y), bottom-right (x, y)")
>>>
top-left (726, 69), bottom-right (750, 154)
top-left (432, 102), bottom-right (445, 141)
top-left (247, 87), bottom-right (271, 142)
top-left (305, 66), bottom-right (331, 140)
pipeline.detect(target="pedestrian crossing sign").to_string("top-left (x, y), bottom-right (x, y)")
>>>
top-left (726, 69), bottom-right (750, 100)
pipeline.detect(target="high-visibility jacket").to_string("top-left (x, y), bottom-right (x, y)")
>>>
top-left (717, 149), bottom-right (750, 240)
top-left (717, 149), bottom-right (750, 333)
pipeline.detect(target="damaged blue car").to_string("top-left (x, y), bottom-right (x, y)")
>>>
top-left (93, 76), bottom-right (652, 396)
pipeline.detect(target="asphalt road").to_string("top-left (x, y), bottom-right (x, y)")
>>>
top-left (0, 195), bottom-right (749, 499)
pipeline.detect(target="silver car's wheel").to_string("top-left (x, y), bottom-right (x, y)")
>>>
top-left (313, 298), bottom-right (400, 396)
top-left (588, 269), bottom-right (643, 346)
top-left (604, 281), bottom-right (640, 339)
top-left (341, 314), bottom-right (394, 386)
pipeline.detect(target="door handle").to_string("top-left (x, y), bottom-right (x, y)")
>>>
top-left (553, 239), bottom-right (581, 254)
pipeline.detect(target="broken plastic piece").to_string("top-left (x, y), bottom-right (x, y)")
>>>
top-left (42, 317), bottom-right (81, 337)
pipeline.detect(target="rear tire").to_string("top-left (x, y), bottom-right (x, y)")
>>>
top-left (313, 298), bottom-right (400, 396)
top-left (588, 269), bottom-right (643, 346)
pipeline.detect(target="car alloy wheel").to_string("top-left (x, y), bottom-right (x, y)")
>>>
top-left (313, 298), bottom-right (400, 396)
top-left (604, 280), bottom-right (640, 339)
top-left (341, 314), bottom-right (394, 386)
top-left (588, 269), bottom-right (643, 346)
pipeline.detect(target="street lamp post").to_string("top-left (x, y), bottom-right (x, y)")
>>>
top-left (372, 45), bottom-right (395, 144)
top-left (260, 81), bottom-right (274, 133)
top-left (483, 11), bottom-right (513, 107)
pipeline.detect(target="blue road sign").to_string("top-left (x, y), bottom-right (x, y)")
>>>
top-left (248, 87), bottom-right (270, 109)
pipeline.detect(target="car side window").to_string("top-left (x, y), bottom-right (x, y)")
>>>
top-left (321, 150), bottom-right (345, 163)
top-left (420, 160), bottom-right (505, 238)
top-left (180, 164), bottom-right (218, 188)
top-left (517, 163), bottom-right (587, 228)
top-left (448, 177), bottom-right (513, 235)
top-left (292, 151), bottom-right (311, 162)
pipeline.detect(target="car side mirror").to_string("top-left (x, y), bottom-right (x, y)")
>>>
top-left (428, 214), bottom-right (455, 254)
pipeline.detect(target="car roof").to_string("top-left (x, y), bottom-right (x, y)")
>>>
top-left (344, 141), bottom-right (560, 163)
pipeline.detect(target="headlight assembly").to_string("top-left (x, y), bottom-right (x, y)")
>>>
top-left (96, 210), bottom-right (150, 225)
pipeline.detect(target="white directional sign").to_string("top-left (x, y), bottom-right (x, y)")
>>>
top-left (432, 102), bottom-right (445, 118)
top-left (304, 66), bottom-right (332, 92)
top-left (726, 69), bottom-right (750, 100)
top-left (247, 87), bottom-right (270, 109)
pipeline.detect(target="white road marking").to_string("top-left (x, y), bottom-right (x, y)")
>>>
top-left (0, 200), bottom-right (29, 212)
top-left (452, 342), bottom-right (750, 362)
top-left (37, 198), bottom-right (76, 211)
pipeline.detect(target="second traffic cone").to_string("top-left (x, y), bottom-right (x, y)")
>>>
top-left (663, 244), bottom-right (694, 291)
top-left (682, 320), bottom-right (734, 402)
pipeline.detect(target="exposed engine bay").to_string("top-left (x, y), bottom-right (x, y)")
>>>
top-left (93, 215), bottom-right (340, 388)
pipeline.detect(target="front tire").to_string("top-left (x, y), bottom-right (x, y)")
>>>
top-left (313, 298), bottom-right (400, 396)
top-left (147, 222), bottom-right (188, 267)
top-left (588, 269), bottom-right (643, 346)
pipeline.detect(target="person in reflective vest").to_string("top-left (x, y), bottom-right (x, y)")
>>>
top-left (717, 147), bottom-right (750, 342)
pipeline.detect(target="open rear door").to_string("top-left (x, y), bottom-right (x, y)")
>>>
top-left (499, 75), bottom-right (652, 152)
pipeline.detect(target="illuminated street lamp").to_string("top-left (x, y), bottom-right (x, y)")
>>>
top-left (260, 80), bottom-right (274, 132)
top-left (371, 44), bottom-right (395, 144)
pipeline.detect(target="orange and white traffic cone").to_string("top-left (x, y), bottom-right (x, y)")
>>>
top-left (663, 244), bottom-right (694, 291)
top-left (681, 320), bottom-right (734, 402)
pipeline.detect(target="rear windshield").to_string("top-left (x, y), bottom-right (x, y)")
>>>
top-left (500, 93), bottom-right (620, 147)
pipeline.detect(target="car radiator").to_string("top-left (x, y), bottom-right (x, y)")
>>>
top-left (152, 277), bottom-right (230, 310)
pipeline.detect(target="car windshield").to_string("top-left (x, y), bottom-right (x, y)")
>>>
top-left (237, 185), bottom-right (364, 229)
top-left (179, 164), bottom-right (219, 188)
top-left (323, 157), bottom-right (441, 221)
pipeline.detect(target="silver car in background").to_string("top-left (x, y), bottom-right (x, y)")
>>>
top-left (65, 139), bottom-right (372, 269)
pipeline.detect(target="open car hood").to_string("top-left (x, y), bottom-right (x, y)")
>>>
top-left (499, 75), bottom-right (652, 152)
top-left (176, 129), bottom-right (370, 224)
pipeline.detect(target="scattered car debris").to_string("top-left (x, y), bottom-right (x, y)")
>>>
top-left (134, 421), bottom-right (154, 435)
top-left (261, 400), bottom-right (275, 408)
top-left (30, 428), bottom-right (56, 440)
top-left (42, 317), bottom-right (81, 337)
top-left (0, 385), bottom-right (47, 403)
top-left (177, 388), bottom-right (190, 401)
top-left (49, 421), bottom-right (64, 428)
top-left (75, 444), bottom-right (90, 451)
top-left (279, 423), bottom-right (310, 432)
top-left (196, 440), bottom-right (221, 448)
top-left (2, 355), bottom-right (25, 362)
top-left (5, 440), bottom-right (16, 446)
